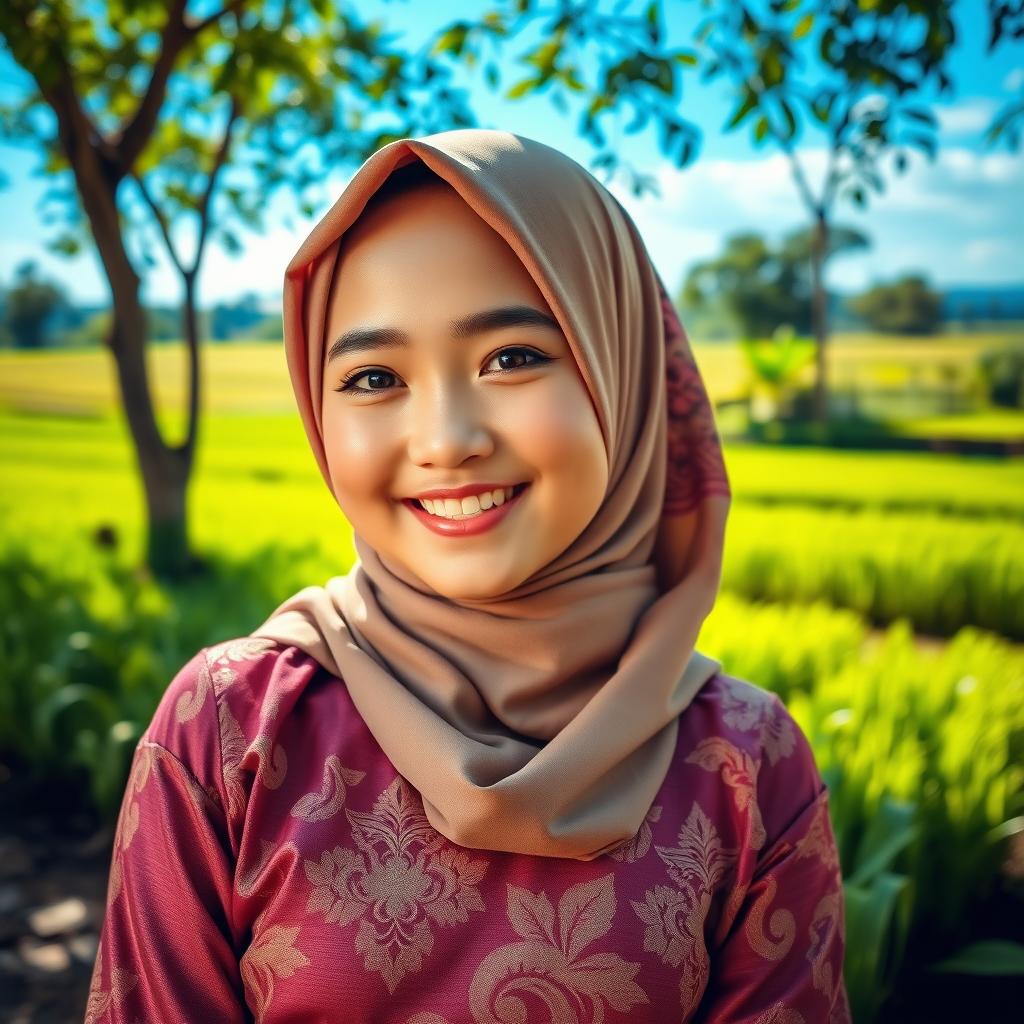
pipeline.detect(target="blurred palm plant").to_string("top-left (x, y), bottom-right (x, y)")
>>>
top-left (739, 325), bottom-right (817, 425)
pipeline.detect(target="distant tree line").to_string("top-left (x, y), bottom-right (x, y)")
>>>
top-left (3, 248), bottom-right (1011, 351)
top-left (0, 262), bottom-right (282, 348)
top-left (679, 228), bottom-right (972, 339)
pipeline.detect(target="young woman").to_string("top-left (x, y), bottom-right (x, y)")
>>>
top-left (87, 129), bottom-right (850, 1024)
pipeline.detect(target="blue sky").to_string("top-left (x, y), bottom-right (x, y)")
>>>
top-left (1, 0), bottom-right (1021, 306)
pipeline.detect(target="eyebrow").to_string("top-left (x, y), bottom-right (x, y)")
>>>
top-left (326, 305), bottom-right (562, 364)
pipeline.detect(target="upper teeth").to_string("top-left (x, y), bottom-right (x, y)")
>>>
top-left (420, 486), bottom-right (517, 519)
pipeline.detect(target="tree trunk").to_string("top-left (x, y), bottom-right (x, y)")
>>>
top-left (61, 129), bottom-right (197, 578)
top-left (810, 212), bottom-right (830, 428)
top-left (109, 308), bottom-right (194, 578)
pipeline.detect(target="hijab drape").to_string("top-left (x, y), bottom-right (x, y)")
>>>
top-left (251, 129), bottom-right (731, 860)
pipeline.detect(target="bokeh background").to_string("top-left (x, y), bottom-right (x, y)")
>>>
top-left (0, 1), bottom-right (1022, 1021)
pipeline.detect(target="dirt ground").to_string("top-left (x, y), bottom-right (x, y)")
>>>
top-left (0, 766), bottom-right (113, 1024)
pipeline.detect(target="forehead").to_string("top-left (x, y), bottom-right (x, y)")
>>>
top-left (341, 183), bottom-right (493, 258)
top-left (327, 187), bottom-right (548, 321)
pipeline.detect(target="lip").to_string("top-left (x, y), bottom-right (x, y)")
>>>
top-left (402, 483), bottom-right (530, 537)
top-left (411, 481), bottom-right (526, 501)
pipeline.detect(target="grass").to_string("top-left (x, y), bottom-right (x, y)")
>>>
top-left (3, 406), bottom-right (1022, 638)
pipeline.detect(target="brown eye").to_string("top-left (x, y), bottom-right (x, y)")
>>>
top-left (334, 369), bottom-right (401, 394)
top-left (485, 347), bottom-right (551, 374)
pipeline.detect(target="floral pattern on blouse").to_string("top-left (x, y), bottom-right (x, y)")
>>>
top-left (87, 639), bottom-right (851, 1024)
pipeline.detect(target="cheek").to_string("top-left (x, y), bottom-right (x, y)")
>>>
top-left (512, 383), bottom-right (607, 496)
top-left (321, 406), bottom-right (394, 505)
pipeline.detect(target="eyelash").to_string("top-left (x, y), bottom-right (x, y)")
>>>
top-left (332, 346), bottom-right (553, 396)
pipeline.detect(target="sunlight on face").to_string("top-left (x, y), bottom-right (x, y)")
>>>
top-left (320, 181), bottom-right (609, 602)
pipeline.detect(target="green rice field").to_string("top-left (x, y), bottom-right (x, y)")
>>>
top-left (1, 335), bottom-right (1022, 1023)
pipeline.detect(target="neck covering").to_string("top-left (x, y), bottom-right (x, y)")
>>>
top-left (251, 128), bottom-right (731, 861)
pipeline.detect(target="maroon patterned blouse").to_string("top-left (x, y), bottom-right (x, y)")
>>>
top-left (87, 639), bottom-right (851, 1023)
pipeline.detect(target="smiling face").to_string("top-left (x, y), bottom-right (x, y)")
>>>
top-left (320, 177), bottom-right (609, 602)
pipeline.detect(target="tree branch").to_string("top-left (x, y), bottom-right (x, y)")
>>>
top-left (131, 171), bottom-right (186, 277)
top-left (189, 94), bottom-right (241, 276)
top-left (115, 0), bottom-right (246, 174)
top-left (781, 136), bottom-right (822, 218)
top-left (187, 0), bottom-right (247, 35)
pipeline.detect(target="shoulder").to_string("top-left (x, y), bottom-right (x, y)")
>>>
top-left (678, 670), bottom-right (827, 850)
top-left (141, 637), bottom-right (327, 785)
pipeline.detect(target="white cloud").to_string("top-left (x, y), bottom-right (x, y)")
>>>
top-left (935, 98), bottom-right (998, 136)
top-left (963, 238), bottom-right (1017, 265)
top-left (607, 144), bottom-right (1024, 293)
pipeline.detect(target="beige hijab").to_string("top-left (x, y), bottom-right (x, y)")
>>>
top-left (251, 129), bottom-right (731, 860)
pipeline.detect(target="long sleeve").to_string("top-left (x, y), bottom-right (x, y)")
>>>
top-left (693, 757), bottom-right (852, 1023)
top-left (86, 651), bottom-right (248, 1023)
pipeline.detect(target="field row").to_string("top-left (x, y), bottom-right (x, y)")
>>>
top-left (3, 411), bottom-right (1021, 638)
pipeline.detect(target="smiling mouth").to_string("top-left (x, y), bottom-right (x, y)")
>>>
top-left (409, 482), bottom-right (529, 520)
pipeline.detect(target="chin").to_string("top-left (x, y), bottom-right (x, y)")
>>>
top-left (422, 566), bottom-right (529, 603)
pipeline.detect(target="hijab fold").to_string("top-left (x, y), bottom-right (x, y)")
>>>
top-left (252, 129), bottom-right (731, 860)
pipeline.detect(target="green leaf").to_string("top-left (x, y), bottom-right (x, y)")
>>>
top-left (726, 88), bottom-right (758, 129)
top-left (645, 0), bottom-right (660, 44)
top-left (672, 49), bottom-right (698, 67)
top-left (793, 13), bottom-right (814, 40)
top-left (779, 97), bottom-right (797, 139)
top-left (33, 684), bottom-right (118, 755)
top-left (843, 871), bottom-right (914, 1020)
top-left (928, 941), bottom-right (1024, 976)
top-left (48, 232), bottom-right (82, 257)
top-left (558, 67), bottom-right (586, 93)
top-left (431, 22), bottom-right (469, 57)
top-left (505, 76), bottom-right (540, 100)
top-left (761, 48), bottom-right (784, 89)
top-left (754, 115), bottom-right (770, 142)
top-left (849, 796), bottom-right (917, 886)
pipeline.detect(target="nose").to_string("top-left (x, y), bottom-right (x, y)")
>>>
top-left (406, 381), bottom-right (495, 467)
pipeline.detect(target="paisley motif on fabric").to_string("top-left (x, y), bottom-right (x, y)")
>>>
top-left (84, 939), bottom-right (139, 1024)
top-left (207, 637), bottom-right (281, 675)
top-left (218, 699), bottom-right (288, 810)
top-left (174, 652), bottom-right (212, 723)
top-left (467, 873), bottom-right (649, 1022)
top-left (206, 639), bottom-right (285, 723)
top-left (107, 743), bottom-right (160, 906)
top-left (219, 700), bottom-right (252, 823)
top-left (743, 876), bottom-right (796, 961)
top-left (685, 736), bottom-right (766, 852)
top-left (291, 754), bottom-right (366, 822)
top-left (795, 795), bottom-right (842, 874)
top-left (808, 888), bottom-right (843, 999)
